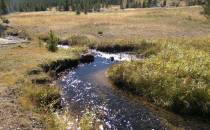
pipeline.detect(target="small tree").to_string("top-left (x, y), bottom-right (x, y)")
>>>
top-left (47, 31), bottom-right (59, 52)
top-left (204, 0), bottom-right (210, 18)
top-left (0, 0), bottom-right (8, 15)
top-left (83, 0), bottom-right (89, 14)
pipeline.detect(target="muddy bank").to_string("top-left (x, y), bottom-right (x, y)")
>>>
top-left (26, 53), bottom-right (95, 113)
top-left (40, 54), bottom-right (94, 79)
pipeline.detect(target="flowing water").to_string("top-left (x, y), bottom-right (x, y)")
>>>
top-left (59, 51), bottom-right (167, 130)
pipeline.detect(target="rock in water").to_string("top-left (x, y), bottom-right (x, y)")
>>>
top-left (110, 57), bottom-right (114, 61)
top-left (80, 54), bottom-right (94, 63)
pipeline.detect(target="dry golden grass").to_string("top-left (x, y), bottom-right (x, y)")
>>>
top-left (6, 6), bottom-right (210, 40)
top-left (0, 41), bottom-right (85, 129)
top-left (0, 45), bottom-right (73, 86)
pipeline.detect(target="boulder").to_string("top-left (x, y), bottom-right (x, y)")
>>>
top-left (80, 54), bottom-right (94, 63)
top-left (110, 57), bottom-right (114, 61)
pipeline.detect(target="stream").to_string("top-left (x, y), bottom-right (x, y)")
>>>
top-left (59, 51), bottom-right (168, 130)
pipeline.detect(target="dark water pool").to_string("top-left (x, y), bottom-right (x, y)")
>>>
top-left (59, 52), bottom-right (168, 130)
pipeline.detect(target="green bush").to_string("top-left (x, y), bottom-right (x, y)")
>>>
top-left (47, 31), bottom-right (59, 52)
top-left (108, 43), bottom-right (210, 117)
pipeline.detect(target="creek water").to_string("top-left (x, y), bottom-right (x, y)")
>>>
top-left (59, 51), bottom-right (167, 130)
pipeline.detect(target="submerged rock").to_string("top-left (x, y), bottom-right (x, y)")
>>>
top-left (110, 57), bottom-right (114, 61)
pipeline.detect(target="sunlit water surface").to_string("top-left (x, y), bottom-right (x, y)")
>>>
top-left (59, 52), bottom-right (167, 130)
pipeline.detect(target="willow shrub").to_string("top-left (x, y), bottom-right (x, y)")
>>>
top-left (108, 43), bottom-right (210, 117)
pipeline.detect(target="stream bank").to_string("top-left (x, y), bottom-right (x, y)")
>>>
top-left (57, 49), bottom-right (210, 130)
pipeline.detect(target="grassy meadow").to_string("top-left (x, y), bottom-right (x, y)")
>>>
top-left (6, 6), bottom-right (210, 40)
top-left (0, 5), bottom-right (210, 129)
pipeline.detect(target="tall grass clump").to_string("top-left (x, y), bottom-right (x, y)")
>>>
top-left (79, 111), bottom-right (95, 130)
top-left (108, 43), bottom-right (210, 117)
top-left (22, 84), bottom-right (61, 111)
top-left (68, 35), bottom-right (92, 46)
top-left (20, 83), bottom-right (62, 129)
top-left (47, 31), bottom-right (59, 52)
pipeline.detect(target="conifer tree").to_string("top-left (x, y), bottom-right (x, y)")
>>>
top-left (0, 0), bottom-right (8, 14)
top-left (204, 0), bottom-right (210, 18)
top-left (64, 0), bottom-right (69, 11)
top-left (76, 4), bottom-right (81, 15)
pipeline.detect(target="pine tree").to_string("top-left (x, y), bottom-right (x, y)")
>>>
top-left (204, 0), bottom-right (210, 18)
top-left (83, 0), bottom-right (88, 14)
top-left (142, 0), bottom-right (146, 8)
top-left (76, 4), bottom-right (81, 15)
top-left (0, 0), bottom-right (8, 14)
top-left (64, 0), bottom-right (69, 11)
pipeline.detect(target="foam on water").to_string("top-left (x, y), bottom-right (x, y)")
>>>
top-left (57, 45), bottom-right (70, 49)
top-left (91, 49), bottom-right (139, 61)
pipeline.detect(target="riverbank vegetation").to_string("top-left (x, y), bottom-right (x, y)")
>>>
top-left (0, 39), bottom-right (88, 129)
top-left (107, 38), bottom-right (210, 117)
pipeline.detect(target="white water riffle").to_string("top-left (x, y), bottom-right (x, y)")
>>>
top-left (57, 45), bottom-right (70, 49)
top-left (56, 46), bottom-right (141, 61)
top-left (91, 49), bottom-right (140, 61)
